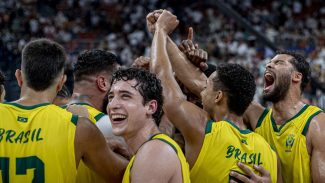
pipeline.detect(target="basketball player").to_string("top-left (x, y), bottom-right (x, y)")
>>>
top-left (66, 49), bottom-right (127, 183)
top-left (150, 10), bottom-right (279, 182)
top-left (0, 39), bottom-right (127, 182)
top-left (107, 67), bottom-right (190, 183)
top-left (241, 51), bottom-right (325, 182)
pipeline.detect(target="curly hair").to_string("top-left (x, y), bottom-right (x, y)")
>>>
top-left (74, 49), bottom-right (119, 82)
top-left (22, 38), bottom-right (66, 91)
top-left (276, 50), bottom-right (310, 92)
top-left (110, 68), bottom-right (164, 125)
top-left (213, 64), bottom-right (256, 116)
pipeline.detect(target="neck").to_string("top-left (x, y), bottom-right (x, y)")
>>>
top-left (224, 113), bottom-right (247, 130)
top-left (272, 91), bottom-right (304, 124)
top-left (16, 87), bottom-right (56, 105)
top-left (123, 122), bottom-right (160, 155)
top-left (73, 82), bottom-right (105, 111)
top-left (213, 108), bottom-right (247, 130)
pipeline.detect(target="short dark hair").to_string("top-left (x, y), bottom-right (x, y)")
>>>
top-left (213, 64), bottom-right (256, 116)
top-left (57, 85), bottom-right (71, 98)
top-left (74, 49), bottom-right (118, 82)
top-left (276, 50), bottom-right (310, 92)
top-left (22, 38), bottom-right (66, 91)
top-left (0, 70), bottom-right (5, 96)
top-left (110, 68), bottom-right (163, 125)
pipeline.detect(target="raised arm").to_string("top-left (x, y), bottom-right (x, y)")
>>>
top-left (166, 34), bottom-right (207, 97)
top-left (146, 11), bottom-right (206, 97)
top-left (75, 117), bottom-right (128, 183)
top-left (150, 10), bottom-right (208, 151)
top-left (309, 112), bottom-right (325, 182)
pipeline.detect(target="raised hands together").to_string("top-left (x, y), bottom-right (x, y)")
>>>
top-left (178, 27), bottom-right (208, 71)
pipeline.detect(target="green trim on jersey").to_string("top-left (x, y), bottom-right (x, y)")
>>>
top-left (205, 120), bottom-right (214, 134)
top-left (3, 102), bottom-right (51, 110)
top-left (271, 104), bottom-right (309, 132)
top-left (225, 120), bottom-right (252, 134)
top-left (94, 113), bottom-right (105, 121)
top-left (302, 110), bottom-right (323, 136)
top-left (256, 109), bottom-right (269, 129)
top-left (71, 115), bottom-right (78, 126)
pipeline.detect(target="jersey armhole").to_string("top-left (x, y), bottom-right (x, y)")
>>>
top-left (302, 110), bottom-right (323, 136)
top-left (255, 109), bottom-right (269, 129)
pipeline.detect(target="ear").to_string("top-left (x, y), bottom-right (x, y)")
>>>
top-left (292, 71), bottom-right (302, 83)
top-left (15, 69), bottom-right (23, 87)
top-left (57, 74), bottom-right (67, 92)
top-left (146, 100), bottom-right (158, 116)
top-left (96, 76), bottom-right (109, 92)
top-left (214, 90), bottom-right (224, 103)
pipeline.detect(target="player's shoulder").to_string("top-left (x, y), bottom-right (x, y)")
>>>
top-left (137, 137), bottom-right (179, 162)
top-left (131, 137), bottom-right (180, 177)
top-left (308, 111), bottom-right (325, 133)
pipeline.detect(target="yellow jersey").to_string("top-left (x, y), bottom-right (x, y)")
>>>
top-left (122, 133), bottom-right (190, 183)
top-left (255, 104), bottom-right (323, 183)
top-left (0, 102), bottom-right (77, 183)
top-left (190, 120), bottom-right (277, 183)
top-left (75, 103), bottom-right (106, 183)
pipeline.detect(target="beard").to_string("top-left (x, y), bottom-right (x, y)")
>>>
top-left (262, 74), bottom-right (291, 103)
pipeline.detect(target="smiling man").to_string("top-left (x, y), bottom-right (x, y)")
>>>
top-left (107, 68), bottom-right (190, 183)
top-left (243, 51), bottom-right (325, 182)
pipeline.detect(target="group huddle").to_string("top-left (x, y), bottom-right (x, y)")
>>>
top-left (0, 10), bottom-right (324, 183)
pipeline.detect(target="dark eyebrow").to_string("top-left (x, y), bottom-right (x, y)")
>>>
top-left (108, 90), bottom-right (133, 96)
top-left (271, 59), bottom-right (286, 63)
top-left (119, 90), bottom-right (133, 95)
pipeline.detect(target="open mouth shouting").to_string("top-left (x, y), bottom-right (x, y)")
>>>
top-left (263, 71), bottom-right (275, 93)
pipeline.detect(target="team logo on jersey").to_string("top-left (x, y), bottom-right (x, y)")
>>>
top-left (285, 134), bottom-right (295, 152)
top-left (241, 139), bottom-right (248, 145)
top-left (17, 116), bottom-right (28, 123)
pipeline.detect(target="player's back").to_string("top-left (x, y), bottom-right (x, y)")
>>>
top-left (190, 120), bottom-right (277, 183)
top-left (0, 102), bottom-right (77, 183)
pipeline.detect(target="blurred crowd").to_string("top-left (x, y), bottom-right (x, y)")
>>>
top-left (0, 0), bottom-right (324, 109)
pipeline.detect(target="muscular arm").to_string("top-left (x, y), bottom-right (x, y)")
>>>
top-left (150, 11), bottom-right (209, 166)
top-left (166, 37), bottom-right (206, 98)
top-left (309, 113), bottom-right (325, 182)
top-left (146, 10), bottom-right (206, 98)
top-left (75, 117), bottom-right (128, 182)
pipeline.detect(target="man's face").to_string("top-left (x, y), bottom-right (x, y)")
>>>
top-left (200, 72), bottom-right (219, 116)
top-left (107, 79), bottom-right (150, 137)
top-left (262, 54), bottom-right (296, 102)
